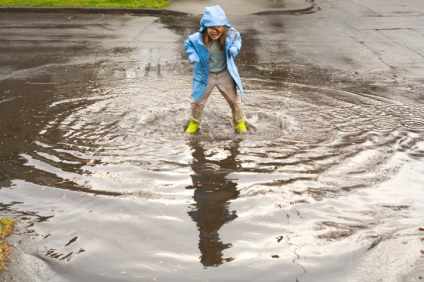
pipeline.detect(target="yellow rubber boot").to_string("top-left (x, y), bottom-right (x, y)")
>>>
top-left (235, 121), bottom-right (247, 133)
top-left (185, 120), bottom-right (199, 133)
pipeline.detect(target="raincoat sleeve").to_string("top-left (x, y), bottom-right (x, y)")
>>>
top-left (184, 37), bottom-right (200, 64)
top-left (228, 29), bottom-right (242, 58)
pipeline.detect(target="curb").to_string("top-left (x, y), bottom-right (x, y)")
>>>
top-left (0, 4), bottom-right (315, 16)
top-left (0, 6), bottom-right (190, 16)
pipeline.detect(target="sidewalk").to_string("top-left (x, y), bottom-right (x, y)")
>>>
top-left (168, 0), bottom-right (314, 15)
top-left (0, 0), bottom-right (314, 15)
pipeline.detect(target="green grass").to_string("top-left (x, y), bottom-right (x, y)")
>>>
top-left (0, 218), bottom-right (15, 273)
top-left (0, 0), bottom-right (170, 9)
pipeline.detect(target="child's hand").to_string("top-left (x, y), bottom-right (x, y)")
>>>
top-left (188, 54), bottom-right (200, 63)
top-left (229, 46), bottom-right (239, 57)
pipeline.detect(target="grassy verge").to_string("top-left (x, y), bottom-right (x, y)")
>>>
top-left (0, 0), bottom-right (170, 9)
top-left (0, 218), bottom-right (15, 274)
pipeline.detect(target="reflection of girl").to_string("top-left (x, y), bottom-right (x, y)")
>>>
top-left (187, 139), bottom-right (240, 266)
top-left (184, 5), bottom-right (246, 133)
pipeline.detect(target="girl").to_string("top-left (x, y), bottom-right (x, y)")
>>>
top-left (184, 5), bottom-right (247, 133)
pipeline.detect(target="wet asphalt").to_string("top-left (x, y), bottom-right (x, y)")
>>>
top-left (1, 0), bottom-right (423, 89)
top-left (1, 0), bottom-right (424, 281)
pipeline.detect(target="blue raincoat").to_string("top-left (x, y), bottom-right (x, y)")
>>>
top-left (184, 5), bottom-right (245, 102)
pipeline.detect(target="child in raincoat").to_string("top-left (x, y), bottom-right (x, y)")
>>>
top-left (184, 5), bottom-right (247, 133)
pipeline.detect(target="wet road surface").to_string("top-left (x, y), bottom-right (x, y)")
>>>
top-left (1, 0), bottom-right (424, 281)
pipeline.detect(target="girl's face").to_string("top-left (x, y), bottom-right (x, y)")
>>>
top-left (206, 27), bottom-right (221, 41)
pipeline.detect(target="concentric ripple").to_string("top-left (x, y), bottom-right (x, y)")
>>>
top-left (23, 73), bottom-right (424, 200)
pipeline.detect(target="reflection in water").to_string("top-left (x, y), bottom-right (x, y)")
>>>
top-left (187, 139), bottom-right (241, 267)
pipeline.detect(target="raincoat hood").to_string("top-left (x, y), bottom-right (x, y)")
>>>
top-left (199, 5), bottom-right (232, 32)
